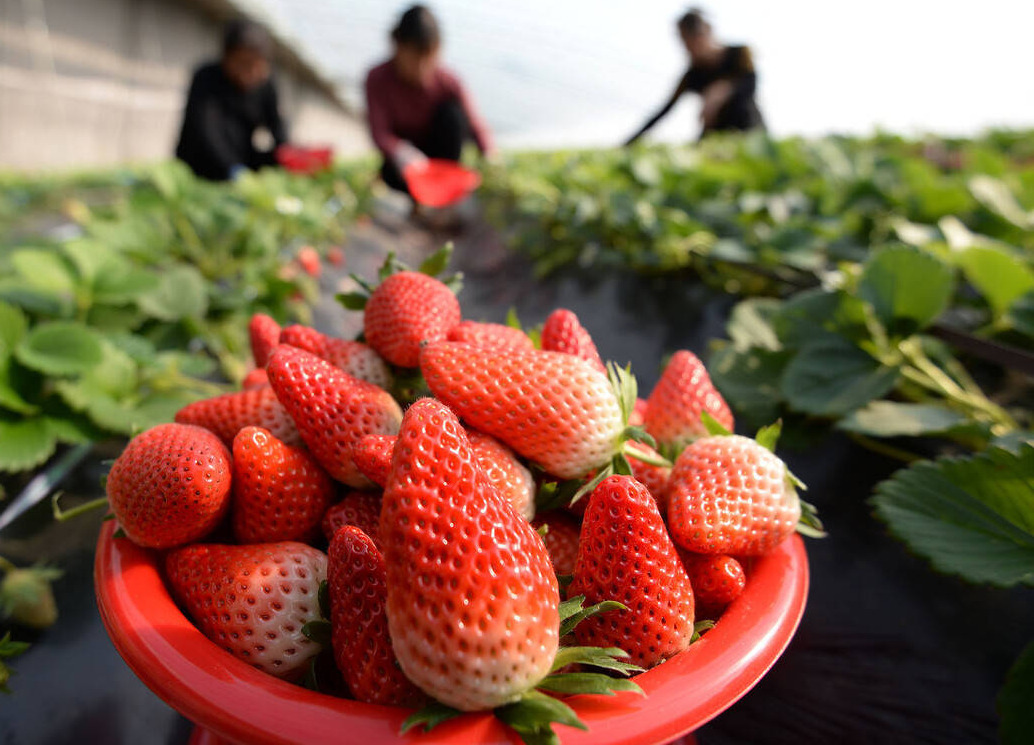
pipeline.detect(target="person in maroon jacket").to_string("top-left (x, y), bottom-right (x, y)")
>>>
top-left (365, 5), bottom-right (494, 195)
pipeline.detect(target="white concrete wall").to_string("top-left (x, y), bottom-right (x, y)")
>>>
top-left (0, 0), bottom-right (370, 172)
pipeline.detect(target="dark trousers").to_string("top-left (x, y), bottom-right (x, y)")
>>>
top-left (380, 98), bottom-right (470, 195)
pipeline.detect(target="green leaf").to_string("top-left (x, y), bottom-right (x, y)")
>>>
top-left (858, 245), bottom-right (954, 334)
top-left (10, 249), bottom-right (77, 295)
top-left (726, 298), bottom-right (783, 352)
top-left (558, 598), bottom-right (628, 638)
top-left (0, 282), bottom-right (68, 318)
top-left (0, 301), bottom-right (28, 355)
top-left (0, 417), bottom-right (58, 472)
top-left (418, 242), bottom-right (453, 277)
top-left (969, 175), bottom-right (1032, 229)
top-left (1007, 290), bottom-right (1034, 339)
top-left (755, 420), bottom-right (782, 451)
top-left (15, 322), bottom-right (104, 376)
top-left (92, 261), bottom-right (159, 304)
top-left (999, 641), bottom-right (1034, 745)
top-left (336, 291), bottom-right (368, 311)
top-left (0, 355), bottom-right (40, 415)
top-left (550, 646), bottom-right (642, 676)
top-left (400, 701), bottom-right (463, 734)
top-left (137, 266), bottom-right (208, 321)
top-left (837, 401), bottom-right (970, 437)
top-left (709, 345), bottom-right (788, 428)
top-left (535, 673), bottom-right (643, 697)
top-left (871, 444), bottom-right (1034, 586)
top-left (495, 689), bottom-right (586, 745)
top-left (301, 620), bottom-right (332, 647)
top-left (700, 411), bottom-right (732, 436)
top-left (954, 246), bottom-right (1034, 317)
top-left (505, 307), bottom-right (522, 330)
top-left (781, 337), bottom-right (898, 417)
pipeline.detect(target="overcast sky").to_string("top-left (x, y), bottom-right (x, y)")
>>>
top-left (256, 0), bottom-right (1033, 147)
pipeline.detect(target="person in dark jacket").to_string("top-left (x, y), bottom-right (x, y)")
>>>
top-left (626, 8), bottom-right (764, 144)
top-left (365, 5), bottom-right (494, 195)
top-left (175, 20), bottom-right (287, 180)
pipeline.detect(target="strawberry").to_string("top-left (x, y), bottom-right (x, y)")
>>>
top-left (644, 351), bottom-right (733, 454)
top-left (327, 246), bottom-right (345, 267)
top-left (231, 426), bottom-right (335, 544)
top-left (468, 430), bottom-right (535, 521)
top-left (626, 441), bottom-right (672, 514)
top-left (175, 386), bottom-right (301, 448)
top-left (266, 345), bottom-right (403, 487)
top-left (297, 246), bottom-right (321, 277)
top-left (446, 321), bottom-right (534, 353)
top-left (279, 325), bottom-right (392, 390)
top-left (249, 313), bottom-right (281, 368)
top-left (569, 475), bottom-right (695, 668)
top-left (678, 551), bottom-right (746, 614)
top-left (420, 342), bottom-right (624, 479)
top-left (164, 542), bottom-right (327, 680)
top-left (106, 423), bottom-right (231, 549)
top-left (327, 526), bottom-right (424, 705)
top-left (541, 309), bottom-right (605, 372)
top-left (381, 398), bottom-right (559, 711)
top-left (351, 434), bottom-right (395, 488)
top-left (363, 271), bottom-right (460, 367)
top-left (667, 434), bottom-right (800, 555)
top-left (321, 491), bottom-right (382, 544)
top-left (241, 368), bottom-right (269, 390)
top-left (531, 512), bottom-right (580, 576)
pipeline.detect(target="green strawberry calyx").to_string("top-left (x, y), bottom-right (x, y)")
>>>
top-left (0, 631), bottom-right (31, 694)
top-left (699, 413), bottom-right (827, 539)
top-left (401, 595), bottom-right (644, 745)
top-left (336, 242), bottom-right (463, 312)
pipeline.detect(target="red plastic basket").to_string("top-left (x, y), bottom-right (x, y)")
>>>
top-left (95, 522), bottom-right (807, 745)
top-left (276, 145), bottom-right (333, 175)
top-left (403, 159), bottom-right (482, 207)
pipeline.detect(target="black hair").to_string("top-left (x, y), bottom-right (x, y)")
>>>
top-left (223, 19), bottom-right (273, 58)
top-left (391, 5), bottom-right (441, 53)
top-left (677, 8), bottom-right (710, 37)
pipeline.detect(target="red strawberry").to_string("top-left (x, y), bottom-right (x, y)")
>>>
top-left (351, 434), bottom-right (395, 488)
top-left (279, 325), bottom-right (392, 390)
top-left (328, 526), bottom-right (424, 705)
top-left (363, 271), bottom-right (460, 367)
top-left (531, 512), bottom-right (581, 576)
top-left (327, 246), bottom-right (345, 267)
top-left (667, 435), bottom-right (800, 555)
top-left (626, 441), bottom-right (672, 514)
top-left (446, 321), bottom-right (534, 353)
top-left (241, 368), bottom-right (269, 390)
top-left (644, 351), bottom-right (733, 453)
top-left (541, 309), bottom-right (605, 372)
top-left (249, 313), bottom-right (281, 368)
top-left (175, 386), bottom-right (301, 448)
top-left (321, 491), bottom-right (382, 544)
top-left (381, 398), bottom-right (559, 710)
top-left (421, 342), bottom-right (624, 479)
top-left (266, 345), bottom-right (402, 487)
top-left (678, 551), bottom-right (746, 613)
top-left (569, 475), bottom-right (694, 668)
top-left (106, 423), bottom-right (231, 549)
top-left (231, 426), bottom-right (335, 543)
top-left (297, 246), bottom-right (321, 277)
top-left (468, 430), bottom-right (535, 520)
top-left (165, 542), bottom-right (326, 680)
top-left (629, 397), bottom-right (648, 427)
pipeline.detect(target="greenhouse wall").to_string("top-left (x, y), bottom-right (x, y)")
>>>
top-left (0, 0), bottom-right (370, 171)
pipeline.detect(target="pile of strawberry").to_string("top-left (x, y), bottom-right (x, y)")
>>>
top-left (103, 248), bottom-right (821, 744)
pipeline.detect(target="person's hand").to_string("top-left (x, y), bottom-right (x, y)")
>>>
top-left (699, 80), bottom-right (733, 127)
top-left (394, 141), bottom-right (428, 172)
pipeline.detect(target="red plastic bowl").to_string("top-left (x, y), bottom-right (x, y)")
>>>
top-left (403, 159), bottom-right (482, 208)
top-left (95, 522), bottom-right (807, 745)
top-left (276, 145), bottom-right (334, 175)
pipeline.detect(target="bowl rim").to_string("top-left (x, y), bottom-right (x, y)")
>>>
top-left (94, 522), bottom-right (808, 745)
